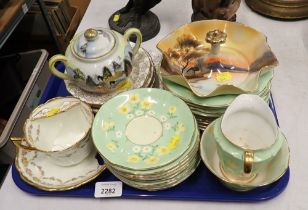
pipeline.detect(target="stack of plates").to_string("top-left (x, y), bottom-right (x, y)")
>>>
top-left (160, 69), bottom-right (274, 130)
top-left (64, 48), bottom-right (159, 113)
top-left (92, 88), bottom-right (200, 191)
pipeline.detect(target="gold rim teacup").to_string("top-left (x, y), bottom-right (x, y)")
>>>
top-left (11, 97), bottom-right (94, 167)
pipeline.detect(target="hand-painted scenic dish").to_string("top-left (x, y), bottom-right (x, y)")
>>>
top-left (157, 20), bottom-right (278, 97)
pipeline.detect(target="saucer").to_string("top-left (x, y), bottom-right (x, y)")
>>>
top-left (200, 120), bottom-right (290, 191)
top-left (64, 48), bottom-right (153, 108)
top-left (92, 88), bottom-right (195, 171)
top-left (15, 147), bottom-right (106, 191)
top-left (162, 69), bottom-right (273, 109)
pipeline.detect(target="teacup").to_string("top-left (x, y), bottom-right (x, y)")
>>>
top-left (213, 94), bottom-right (283, 182)
top-left (11, 97), bottom-right (94, 166)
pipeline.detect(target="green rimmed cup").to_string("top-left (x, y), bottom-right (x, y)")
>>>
top-left (213, 94), bottom-right (283, 183)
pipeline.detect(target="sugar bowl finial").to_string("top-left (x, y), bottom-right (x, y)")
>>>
top-left (84, 28), bottom-right (99, 41)
top-left (206, 29), bottom-right (227, 55)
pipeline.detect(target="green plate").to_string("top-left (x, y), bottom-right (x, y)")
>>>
top-left (162, 69), bottom-right (274, 108)
top-left (105, 122), bottom-right (199, 177)
top-left (109, 155), bottom-right (201, 191)
top-left (92, 88), bottom-right (195, 170)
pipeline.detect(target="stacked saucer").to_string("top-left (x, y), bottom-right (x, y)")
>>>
top-left (92, 88), bottom-right (200, 191)
top-left (64, 48), bottom-right (158, 112)
top-left (161, 69), bottom-right (273, 130)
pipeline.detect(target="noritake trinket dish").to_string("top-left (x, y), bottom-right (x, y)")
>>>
top-left (157, 20), bottom-right (278, 97)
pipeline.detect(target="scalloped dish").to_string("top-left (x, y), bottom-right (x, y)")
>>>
top-left (157, 20), bottom-right (278, 97)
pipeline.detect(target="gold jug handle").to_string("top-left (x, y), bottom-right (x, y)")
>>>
top-left (243, 150), bottom-right (254, 174)
top-left (10, 137), bottom-right (36, 151)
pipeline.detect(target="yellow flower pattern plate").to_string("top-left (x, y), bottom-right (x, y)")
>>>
top-left (92, 88), bottom-right (195, 170)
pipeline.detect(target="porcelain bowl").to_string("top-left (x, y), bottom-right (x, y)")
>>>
top-left (157, 20), bottom-right (278, 97)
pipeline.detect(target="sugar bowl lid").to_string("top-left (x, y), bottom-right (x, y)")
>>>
top-left (72, 28), bottom-right (116, 59)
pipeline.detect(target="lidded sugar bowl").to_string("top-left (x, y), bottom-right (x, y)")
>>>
top-left (49, 27), bottom-right (142, 93)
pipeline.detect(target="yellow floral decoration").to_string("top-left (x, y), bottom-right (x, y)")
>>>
top-left (168, 135), bottom-right (180, 150)
top-left (144, 156), bottom-right (159, 164)
top-left (127, 154), bottom-right (141, 163)
top-left (102, 121), bottom-right (115, 131)
top-left (141, 99), bottom-right (152, 110)
top-left (106, 143), bottom-right (116, 152)
top-left (46, 107), bottom-right (60, 117)
top-left (157, 146), bottom-right (170, 155)
top-left (168, 106), bottom-right (177, 113)
top-left (118, 104), bottom-right (130, 114)
top-left (129, 94), bottom-right (140, 103)
top-left (177, 122), bottom-right (185, 133)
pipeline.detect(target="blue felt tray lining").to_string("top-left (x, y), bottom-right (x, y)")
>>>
top-left (12, 64), bottom-right (290, 201)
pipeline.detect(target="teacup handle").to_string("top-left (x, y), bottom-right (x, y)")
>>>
top-left (243, 150), bottom-right (254, 174)
top-left (48, 55), bottom-right (70, 80)
top-left (123, 28), bottom-right (142, 55)
top-left (11, 137), bottom-right (36, 151)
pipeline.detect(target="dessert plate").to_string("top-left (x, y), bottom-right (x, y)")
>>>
top-left (92, 88), bottom-right (195, 171)
top-left (15, 147), bottom-right (106, 191)
top-left (200, 120), bottom-right (290, 191)
top-left (105, 126), bottom-right (199, 177)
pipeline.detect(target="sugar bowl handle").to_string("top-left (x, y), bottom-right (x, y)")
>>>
top-left (243, 150), bottom-right (254, 174)
top-left (123, 28), bottom-right (142, 55)
top-left (49, 55), bottom-right (70, 80)
top-left (11, 137), bottom-right (36, 151)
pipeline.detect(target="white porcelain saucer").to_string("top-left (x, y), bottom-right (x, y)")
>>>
top-left (64, 48), bottom-right (153, 108)
top-left (15, 147), bottom-right (106, 191)
top-left (200, 120), bottom-right (290, 191)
